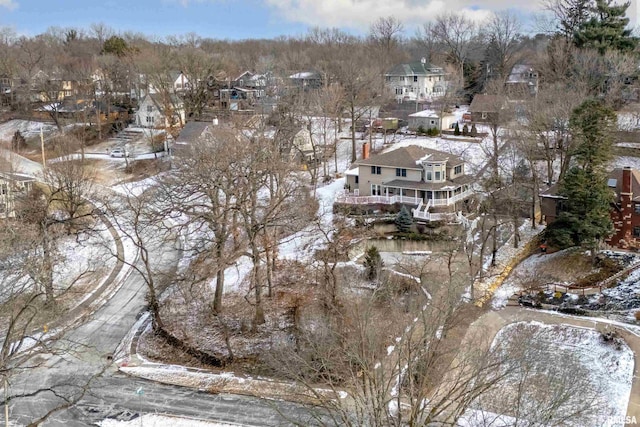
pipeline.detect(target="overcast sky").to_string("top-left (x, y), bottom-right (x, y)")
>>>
top-left (0, 0), bottom-right (637, 40)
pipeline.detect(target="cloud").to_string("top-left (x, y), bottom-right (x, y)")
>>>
top-left (0, 0), bottom-right (18, 10)
top-left (264, 0), bottom-right (541, 29)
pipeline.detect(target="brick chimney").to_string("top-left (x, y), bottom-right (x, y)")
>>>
top-left (362, 142), bottom-right (370, 160)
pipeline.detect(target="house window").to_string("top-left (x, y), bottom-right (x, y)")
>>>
top-left (413, 76), bottom-right (418, 82)
top-left (454, 165), bottom-right (462, 175)
top-left (435, 171), bottom-right (441, 181)
top-left (371, 184), bottom-right (382, 196)
top-left (481, 112), bottom-right (487, 119)
top-left (430, 120), bottom-right (436, 125)
top-left (634, 226), bottom-right (640, 238)
top-left (371, 166), bottom-right (381, 175)
top-left (146, 116), bottom-right (154, 124)
top-left (396, 168), bottom-right (407, 177)
top-left (355, 176), bottom-right (359, 184)
top-left (146, 106), bottom-right (153, 112)
top-left (426, 171), bottom-right (432, 181)
top-left (634, 203), bottom-right (640, 214)
top-left (395, 87), bottom-right (403, 95)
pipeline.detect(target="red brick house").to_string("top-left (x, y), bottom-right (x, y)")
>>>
top-left (540, 167), bottom-right (640, 249)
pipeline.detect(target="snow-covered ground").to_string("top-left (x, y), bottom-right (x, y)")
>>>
top-left (0, 119), bottom-right (58, 142)
top-left (472, 219), bottom-right (543, 305)
top-left (98, 414), bottom-right (241, 427)
top-left (492, 247), bottom-right (574, 309)
top-left (461, 321), bottom-right (634, 427)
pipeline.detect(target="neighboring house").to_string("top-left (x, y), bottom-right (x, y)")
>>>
top-left (385, 58), bottom-right (447, 102)
top-left (539, 167), bottom-right (640, 249)
top-left (146, 71), bottom-right (190, 95)
top-left (175, 121), bottom-right (213, 147)
top-left (407, 110), bottom-right (456, 132)
top-left (338, 144), bottom-right (474, 221)
top-left (135, 93), bottom-right (186, 128)
top-left (289, 71), bottom-right (322, 90)
top-left (505, 64), bottom-right (538, 98)
top-left (33, 99), bottom-right (128, 123)
top-left (0, 171), bottom-right (35, 219)
top-left (469, 94), bottom-right (505, 123)
top-left (291, 128), bottom-right (323, 162)
top-left (171, 71), bottom-right (190, 92)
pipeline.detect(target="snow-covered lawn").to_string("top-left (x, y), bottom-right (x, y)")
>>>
top-left (98, 414), bottom-right (240, 427)
top-left (473, 219), bottom-right (543, 305)
top-left (0, 119), bottom-right (58, 142)
top-left (462, 321), bottom-right (634, 427)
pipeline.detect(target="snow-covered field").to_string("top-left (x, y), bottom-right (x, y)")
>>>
top-left (462, 321), bottom-right (634, 427)
top-left (98, 414), bottom-right (241, 427)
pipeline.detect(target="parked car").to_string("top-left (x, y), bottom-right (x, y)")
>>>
top-left (110, 148), bottom-right (130, 158)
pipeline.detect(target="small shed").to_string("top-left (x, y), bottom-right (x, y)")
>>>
top-left (408, 110), bottom-right (456, 131)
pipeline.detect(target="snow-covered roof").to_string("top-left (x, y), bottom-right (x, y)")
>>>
top-left (289, 71), bottom-right (319, 79)
top-left (409, 109), bottom-right (438, 118)
top-left (345, 167), bottom-right (359, 176)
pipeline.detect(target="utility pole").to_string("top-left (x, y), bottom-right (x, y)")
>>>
top-left (40, 125), bottom-right (46, 169)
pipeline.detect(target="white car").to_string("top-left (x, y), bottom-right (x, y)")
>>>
top-left (110, 148), bottom-right (131, 158)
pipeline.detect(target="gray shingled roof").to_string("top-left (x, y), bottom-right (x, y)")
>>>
top-left (386, 61), bottom-right (444, 77)
top-left (469, 94), bottom-right (504, 113)
top-left (356, 146), bottom-right (464, 169)
top-left (176, 121), bottom-right (210, 144)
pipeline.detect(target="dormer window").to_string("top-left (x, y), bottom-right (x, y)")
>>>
top-left (454, 165), bottom-right (462, 175)
top-left (435, 171), bottom-right (441, 181)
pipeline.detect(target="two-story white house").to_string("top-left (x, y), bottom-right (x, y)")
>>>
top-left (338, 145), bottom-right (474, 221)
top-left (385, 58), bottom-right (447, 102)
top-left (135, 93), bottom-right (186, 128)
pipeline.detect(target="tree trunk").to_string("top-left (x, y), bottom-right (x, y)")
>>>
top-left (350, 101), bottom-right (357, 163)
top-left (252, 245), bottom-right (265, 327)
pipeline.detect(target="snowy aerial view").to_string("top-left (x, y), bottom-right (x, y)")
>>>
top-left (2, 0), bottom-right (640, 426)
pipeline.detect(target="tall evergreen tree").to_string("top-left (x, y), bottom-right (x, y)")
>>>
top-left (569, 98), bottom-right (616, 172)
top-left (546, 99), bottom-right (615, 259)
top-left (574, 0), bottom-right (638, 54)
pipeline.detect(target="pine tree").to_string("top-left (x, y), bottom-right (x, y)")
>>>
top-left (462, 124), bottom-right (469, 136)
top-left (364, 246), bottom-right (384, 281)
top-left (569, 98), bottom-right (616, 172)
top-left (395, 205), bottom-right (413, 233)
top-left (546, 99), bottom-right (615, 260)
top-left (574, 0), bottom-right (638, 54)
top-left (454, 122), bottom-right (461, 136)
top-left (470, 124), bottom-right (478, 137)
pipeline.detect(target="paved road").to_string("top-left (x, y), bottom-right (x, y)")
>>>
top-left (4, 211), bottom-right (316, 427)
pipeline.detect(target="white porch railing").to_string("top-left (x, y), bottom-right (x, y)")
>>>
top-left (336, 188), bottom-right (473, 210)
top-left (335, 191), bottom-right (421, 206)
top-left (430, 188), bottom-right (474, 206)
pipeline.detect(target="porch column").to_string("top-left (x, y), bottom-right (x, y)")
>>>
top-left (447, 191), bottom-right (450, 205)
